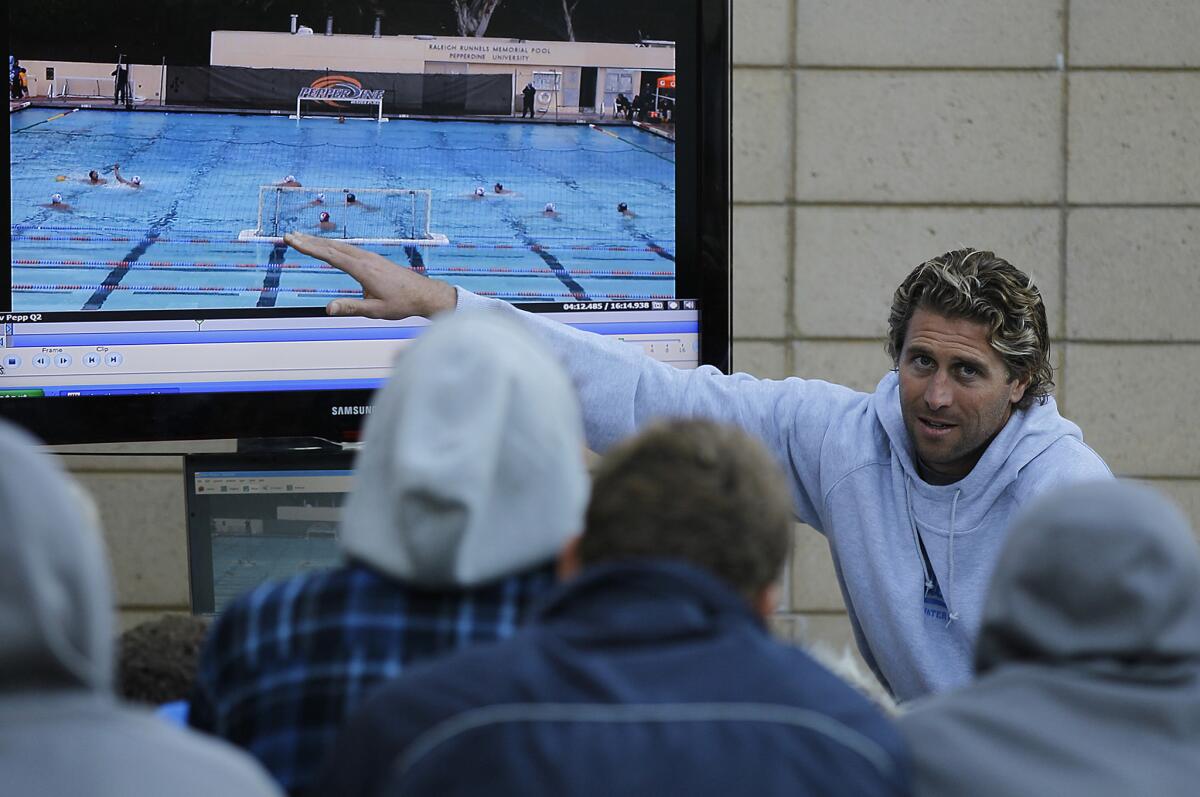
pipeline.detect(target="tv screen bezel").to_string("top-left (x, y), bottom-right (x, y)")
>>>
top-left (2, 0), bottom-right (730, 446)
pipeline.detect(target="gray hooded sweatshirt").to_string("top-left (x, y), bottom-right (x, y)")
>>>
top-left (0, 421), bottom-right (282, 797)
top-left (899, 480), bottom-right (1200, 796)
top-left (456, 288), bottom-right (1111, 699)
top-left (340, 310), bottom-right (589, 587)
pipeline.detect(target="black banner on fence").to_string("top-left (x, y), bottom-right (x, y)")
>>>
top-left (164, 66), bottom-right (513, 116)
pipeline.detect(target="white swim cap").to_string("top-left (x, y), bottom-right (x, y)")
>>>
top-left (474, 186), bottom-right (485, 197)
top-left (51, 193), bottom-right (63, 204)
top-left (131, 176), bottom-right (141, 185)
top-left (544, 202), bottom-right (556, 213)
top-left (285, 175), bottom-right (296, 183)
top-left (316, 192), bottom-right (325, 201)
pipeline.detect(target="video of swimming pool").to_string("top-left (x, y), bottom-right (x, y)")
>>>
top-left (8, 7), bottom-right (678, 318)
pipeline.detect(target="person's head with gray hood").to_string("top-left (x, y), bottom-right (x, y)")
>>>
top-left (0, 420), bottom-right (112, 696)
top-left (0, 419), bottom-right (282, 796)
top-left (340, 310), bottom-right (589, 587)
top-left (974, 479), bottom-right (1200, 679)
top-left (899, 480), bottom-right (1200, 797)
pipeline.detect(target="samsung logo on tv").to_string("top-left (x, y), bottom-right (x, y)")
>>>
top-left (331, 406), bottom-right (373, 417)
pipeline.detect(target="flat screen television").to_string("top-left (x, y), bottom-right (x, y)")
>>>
top-left (3, 0), bottom-right (730, 445)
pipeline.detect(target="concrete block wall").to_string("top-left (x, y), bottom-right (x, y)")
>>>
top-left (732, 0), bottom-right (1200, 664)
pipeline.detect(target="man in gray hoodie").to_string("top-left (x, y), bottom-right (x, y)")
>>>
top-left (283, 235), bottom-right (1111, 701)
top-left (899, 480), bottom-right (1200, 796)
top-left (190, 311), bottom-right (589, 794)
top-left (0, 420), bottom-right (282, 797)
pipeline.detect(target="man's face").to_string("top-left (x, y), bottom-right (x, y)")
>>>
top-left (898, 308), bottom-right (1029, 484)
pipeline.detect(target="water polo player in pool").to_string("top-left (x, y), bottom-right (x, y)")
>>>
top-left (41, 193), bottom-right (73, 212)
top-left (113, 164), bottom-right (142, 188)
top-left (344, 191), bottom-right (377, 211)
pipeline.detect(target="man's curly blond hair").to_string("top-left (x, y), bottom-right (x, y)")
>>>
top-left (886, 248), bottom-right (1053, 410)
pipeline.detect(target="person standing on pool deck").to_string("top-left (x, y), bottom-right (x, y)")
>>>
top-left (278, 239), bottom-right (1113, 703)
top-left (113, 164), bottom-right (142, 188)
top-left (521, 83), bottom-right (536, 118)
top-left (112, 57), bottom-right (129, 106)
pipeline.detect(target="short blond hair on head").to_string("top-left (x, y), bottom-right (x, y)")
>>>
top-left (886, 248), bottom-right (1053, 411)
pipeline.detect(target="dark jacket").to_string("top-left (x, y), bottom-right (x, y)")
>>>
top-left (316, 560), bottom-right (910, 797)
top-left (899, 481), bottom-right (1200, 796)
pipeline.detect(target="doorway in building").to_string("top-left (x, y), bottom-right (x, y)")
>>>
top-left (579, 67), bottom-right (598, 111)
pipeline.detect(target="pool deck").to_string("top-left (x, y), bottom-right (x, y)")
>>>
top-left (12, 97), bottom-right (677, 139)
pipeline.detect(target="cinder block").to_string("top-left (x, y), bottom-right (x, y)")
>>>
top-left (1071, 0), bottom-right (1200, 67)
top-left (796, 0), bottom-right (1062, 67)
top-left (732, 68), bottom-right (793, 202)
top-left (1066, 209), bottom-right (1200, 340)
top-left (733, 205), bottom-right (791, 338)
top-left (50, 439), bottom-right (237, 457)
top-left (731, 341), bottom-right (790, 380)
top-left (794, 207), bottom-right (1063, 338)
top-left (771, 612), bottom-right (878, 692)
top-left (796, 72), bottom-right (1061, 203)
top-left (1069, 73), bottom-right (1200, 204)
top-left (733, 0), bottom-right (793, 66)
top-left (1063, 343), bottom-right (1200, 477)
top-left (54, 454), bottom-right (188, 473)
top-left (1135, 479), bottom-right (1200, 543)
top-left (73, 470), bottom-right (191, 608)
top-left (791, 525), bottom-right (848, 612)
top-left (792, 341), bottom-right (894, 393)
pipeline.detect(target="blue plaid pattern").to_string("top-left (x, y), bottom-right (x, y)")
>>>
top-left (189, 561), bottom-right (556, 795)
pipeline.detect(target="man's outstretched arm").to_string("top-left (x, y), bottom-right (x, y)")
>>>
top-left (286, 232), bottom-right (456, 320)
top-left (285, 233), bottom-right (858, 525)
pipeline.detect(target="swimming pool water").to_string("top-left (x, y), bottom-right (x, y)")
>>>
top-left (9, 109), bottom-right (676, 311)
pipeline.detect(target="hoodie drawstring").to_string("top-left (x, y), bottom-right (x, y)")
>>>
top-left (904, 477), bottom-right (933, 592)
top-left (946, 489), bottom-right (961, 626)
top-left (906, 477), bottom-right (962, 627)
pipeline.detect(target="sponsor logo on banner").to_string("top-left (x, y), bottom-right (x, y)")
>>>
top-left (300, 76), bottom-right (384, 107)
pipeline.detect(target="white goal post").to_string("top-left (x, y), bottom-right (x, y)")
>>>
top-left (291, 87), bottom-right (387, 122)
top-left (51, 75), bottom-right (114, 99)
top-left (239, 185), bottom-right (449, 245)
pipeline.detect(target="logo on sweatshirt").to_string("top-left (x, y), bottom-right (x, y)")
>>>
top-left (923, 578), bottom-right (949, 623)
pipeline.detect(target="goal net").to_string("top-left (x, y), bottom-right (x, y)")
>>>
top-left (239, 186), bottom-right (449, 245)
top-left (52, 75), bottom-right (115, 99)
top-left (531, 71), bottom-right (562, 118)
top-left (291, 87), bottom-right (387, 122)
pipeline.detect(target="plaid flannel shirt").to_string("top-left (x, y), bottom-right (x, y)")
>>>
top-left (189, 560), bottom-right (556, 795)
